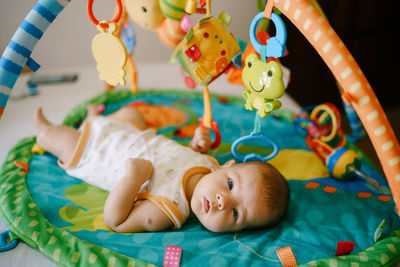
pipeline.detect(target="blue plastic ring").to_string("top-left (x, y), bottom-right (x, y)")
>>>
top-left (249, 12), bottom-right (287, 59)
top-left (231, 132), bottom-right (279, 162)
top-left (0, 230), bottom-right (19, 252)
top-left (293, 116), bottom-right (318, 136)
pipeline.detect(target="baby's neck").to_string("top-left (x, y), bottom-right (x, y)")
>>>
top-left (185, 173), bottom-right (205, 203)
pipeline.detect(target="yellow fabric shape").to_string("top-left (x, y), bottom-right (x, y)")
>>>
top-left (268, 149), bottom-right (329, 180)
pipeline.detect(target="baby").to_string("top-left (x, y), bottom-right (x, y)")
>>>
top-left (34, 104), bottom-right (289, 233)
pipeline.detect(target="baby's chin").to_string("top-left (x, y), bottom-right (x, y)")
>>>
top-left (201, 222), bottom-right (223, 233)
top-left (198, 218), bottom-right (238, 233)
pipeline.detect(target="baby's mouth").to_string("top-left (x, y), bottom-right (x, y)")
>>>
top-left (203, 196), bottom-right (210, 213)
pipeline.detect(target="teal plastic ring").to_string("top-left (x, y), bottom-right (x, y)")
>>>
top-left (231, 132), bottom-right (279, 162)
top-left (249, 12), bottom-right (287, 59)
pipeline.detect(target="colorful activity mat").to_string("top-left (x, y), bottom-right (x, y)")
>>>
top-left (1, 90), bottom-right (399, 266)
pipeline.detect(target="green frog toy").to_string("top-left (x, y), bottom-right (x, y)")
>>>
top-left (242, 54), bottom-right (285, 117)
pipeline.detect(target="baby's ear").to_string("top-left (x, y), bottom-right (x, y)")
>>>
top-left (222, 159), bottom-right (236, 168)
top-left (211, 159), bottom-right (236, 172)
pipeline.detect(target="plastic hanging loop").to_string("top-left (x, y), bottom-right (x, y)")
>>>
top-left (231, 132), bottom-right (279, 162)
top-left (249, 12), bottom-right (287, 61)
top-left (0, 230), bottom-right (19, 252)
top-left (232, 114), bottom-right (279, 162)
top-left (87, 0), bottom-right (123, 29)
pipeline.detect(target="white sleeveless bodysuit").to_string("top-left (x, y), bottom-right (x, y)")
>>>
top-left (59, 116), bottom-right (217, 228)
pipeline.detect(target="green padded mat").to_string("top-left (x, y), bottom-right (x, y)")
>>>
top-left (1, 90), bottom-right (399, 267)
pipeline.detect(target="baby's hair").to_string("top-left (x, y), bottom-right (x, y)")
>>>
top-left (241, 160), bottom-right (290, 229)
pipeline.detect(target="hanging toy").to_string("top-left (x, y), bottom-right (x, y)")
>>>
top-left (124, 0), bottom-right (165, 31)
top-left (294, 103), bottom-right (381, 188)
top-left (309, 139), bottom-right (381, 189)
top-left (88, 0), bottom-right (128, 86)
top-left (241, 12), bottom-right (286, 118)
top-left (231, 11), bottom-right (287, 162)
top-left (119, 13), bottom-right (138, 93)
top-left (123, 0), bottom-right (205, 49)
top-left (172, 11), bottom-right (242, 87)
top-left (242, 54), bottom-right (285, 117)
top-left (231, 115), bottom-right (279, 162)
top-left (295, 103), bottom-right (346, 149)
top-left (169, 4), bottom-right (241, 150)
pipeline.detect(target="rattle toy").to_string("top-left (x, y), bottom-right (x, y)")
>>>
top-left (171, 7), bottom-right (242, 149)
top-left (294, 103), bottom-right (380, 188)
top-left (232, 11), bottom-right (287, 162)
top-left (310, 139), bottom-right (380, 189)
top-left (88, 0), bottom-right (128, 86)
top-left (173, 12), bottom-right (242, 87)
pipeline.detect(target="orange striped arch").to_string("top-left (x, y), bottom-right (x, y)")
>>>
top-left (264, 0), bottom-right (400, 214)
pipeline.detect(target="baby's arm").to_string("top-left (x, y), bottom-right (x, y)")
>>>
top-left (103, 158), bottom-right (172, 232)
top-left (189, 127), bottom-right (211, 153)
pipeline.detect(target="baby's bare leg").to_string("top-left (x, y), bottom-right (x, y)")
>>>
top-left (34, 108), bottom-right (80, 164)
top-left (107, 106), bottom-right (147, 130)
top-left (86, 104), bottom-right (100, 120)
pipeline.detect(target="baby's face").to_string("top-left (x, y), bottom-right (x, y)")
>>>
top-left (191, 162), bottom-right (271, 232)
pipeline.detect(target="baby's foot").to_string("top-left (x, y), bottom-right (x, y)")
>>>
top-left (86, 104), bottom-right (101, 119)
top-left (34, 107), bottom-right (51, 131)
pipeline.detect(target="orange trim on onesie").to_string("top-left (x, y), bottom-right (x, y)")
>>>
top-left (206, 155), bottom-right (220, 166)
top-left (181, 166), bottom-right (213, 210)
top-left (136, 192), bottom-right (186, 229)
top-left (136, 165), bottom-right (217, 229)
top-left (58, 118), bottom-right (94, 170)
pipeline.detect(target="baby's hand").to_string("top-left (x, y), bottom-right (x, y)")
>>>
top-left (189, 127), bottom-right (211, 153)
top-left (125, 158), bottom-right (153, 184)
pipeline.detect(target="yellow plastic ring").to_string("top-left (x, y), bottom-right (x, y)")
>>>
top-left (310, 104), bottom-right (338, 142)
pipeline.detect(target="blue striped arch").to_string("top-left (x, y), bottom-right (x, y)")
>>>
top-left (343, 101), bottom-right (366, 142)
top-left (0, 0), bottom-right (70, 118)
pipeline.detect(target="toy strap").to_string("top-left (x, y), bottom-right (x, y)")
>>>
top-left (200, 87), bottom-right (221, 149)
top-left (201, 0), bottom-right (211, 17)
top-left (253, 114), bottom-right (262, 135)
top-left (202, 87), bottom-right (212, 128)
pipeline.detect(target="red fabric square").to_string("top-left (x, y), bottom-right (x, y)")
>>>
top-left (185, 45), bottom-right (201, 62)
top-left (335, 241), bottom-right (355, 256)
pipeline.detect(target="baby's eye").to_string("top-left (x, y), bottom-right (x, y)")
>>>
top-left (233, 208), bottom-right (238, 220)
top-left (228, 178), bottom-right (233, 190)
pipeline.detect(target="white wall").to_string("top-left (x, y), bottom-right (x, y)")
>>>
top-left (0, 0), bottom-right (259, 70)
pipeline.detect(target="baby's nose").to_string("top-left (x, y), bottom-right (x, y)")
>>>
top-left (216, 193), bottom-right (230, 210)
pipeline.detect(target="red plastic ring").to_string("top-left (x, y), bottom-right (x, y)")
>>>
top-left (306, 136), bottom-right (333, 161)
top-left (87, 0), bottom-right (123, 28)
top-left (199, 118), bottom-right (222, 150)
